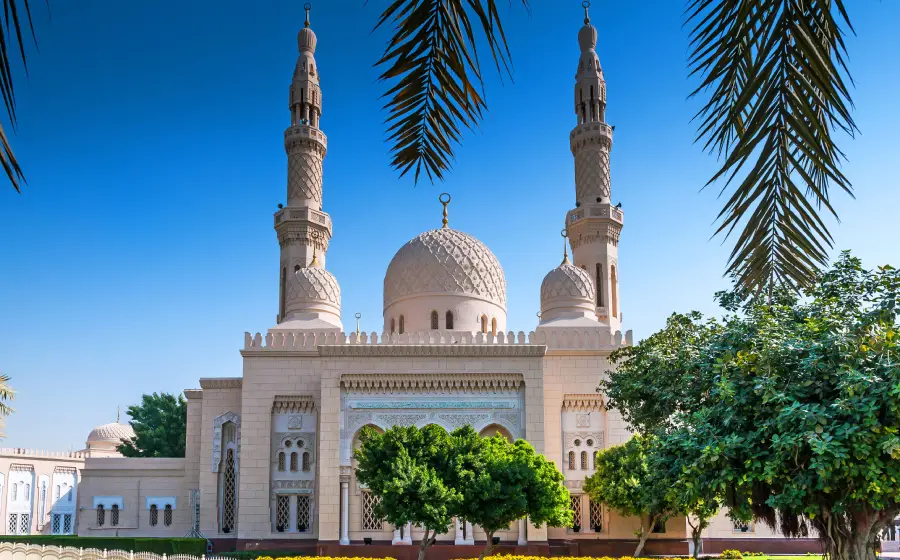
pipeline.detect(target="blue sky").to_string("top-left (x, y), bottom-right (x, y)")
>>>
top-left (0, 1), bottom-right (898, 450)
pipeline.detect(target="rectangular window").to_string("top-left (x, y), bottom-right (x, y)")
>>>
top-left (733, 520), bottom-right (754, 533)
top-left (19, 514), bottom-right (29, 535)
top-left (111, 505), bottom-right (120, 527)
top-left (164, 505), bottom-right (173, 527)
top-left (63, 514), bottom-right (72, 535)
top-left (652, 518), bottom-right (666, 534)
top-left (570, 495), bottom-right (582, 530)
top-left (51, 514), bottom-right (61, 534)
top-left (275, 496), bottom-right (290, 532)
top-left (361, 492), bottom-right (382, 531)
top-left (296, 495), bottom-right (311, 532)
top-left (589, 500), bottom-right (603, 532)
top-left (7, 514), bottom-right (17, 535)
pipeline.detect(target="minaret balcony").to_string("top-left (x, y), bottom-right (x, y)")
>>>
top-left (274, 206), bottom-right (332, 231)
top-left (566, 203), bottom-right (623, 227)
top-left (569, 121), bottom-right (612, 153)
top-left (284, 125), bottom-right (328, 151)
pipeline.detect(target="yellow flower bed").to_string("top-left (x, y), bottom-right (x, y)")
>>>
top-left (256, 557), bottom-right (396, 560)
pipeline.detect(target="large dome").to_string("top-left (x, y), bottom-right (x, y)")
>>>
top-left (383, 228), bottom-right (507, 334)
top-left (87, 422), bottom-right (135, 445)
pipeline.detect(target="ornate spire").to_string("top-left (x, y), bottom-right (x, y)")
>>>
top-left (304, 2), bottom-right (311, 28)
top-left (440, 193), bottom-right (451, 229)
top-left (561, 228), bottom-right (570, 265)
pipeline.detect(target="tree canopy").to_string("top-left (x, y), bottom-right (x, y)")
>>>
top-left (117, 392), bottom-right (187, 458)
top-left (602, 253), bottom-right (900, 560)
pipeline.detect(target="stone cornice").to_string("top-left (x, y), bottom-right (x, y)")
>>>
top-left (341, 373), bottom-right (524, 393)
top-left (183, 389), bottom-right (203, 400)
top-left (562, 394), bottom-right (606, 412)
top-left (199, 377), bottom-right (242, 389)
top-left (318, 344), bottom-right (545, 358)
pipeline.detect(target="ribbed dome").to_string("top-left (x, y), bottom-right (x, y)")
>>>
top-left (541, 262), bottom-right (594, 304)
top-left (298, 26), bottom-right (317, 53)
top-left (578, 23), bottom-right (597, 51)
top-left (384, 228), bottom-right (506, 309)
top-left (287, 266), bottom-right (341, 311)
top-left (87, 423), bottom-right (135, 444)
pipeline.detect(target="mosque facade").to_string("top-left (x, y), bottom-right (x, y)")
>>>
top-left (0, 5), bottom-right (821, 556)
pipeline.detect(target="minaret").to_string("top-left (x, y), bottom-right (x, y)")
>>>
top-left (566, 2), bottom-right (623, 333)
top-left (274, 4), bottom-right (334, 323)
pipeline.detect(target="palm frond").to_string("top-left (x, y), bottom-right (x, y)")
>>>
top-left (0, 0), bottom-right (36, 193)
top-left (688, 0), bottom-right (856, 295)
top-left (374, 0), bottom-right (527, 183)
top-left (0, 374), bottom-right (15, 440)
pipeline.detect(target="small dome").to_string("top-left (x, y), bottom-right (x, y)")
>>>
top-left (286, 265), bottom-right (341, 316)
top-left (578, 23), bottom-right (597, 51)
top-left (540, 261), bottom-right (597, 324)
top-left (298, 27), bottom-right (317, 53)
top-left (87, 423), bottom-right (135, 445)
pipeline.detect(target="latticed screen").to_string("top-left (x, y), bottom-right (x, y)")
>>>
top-left (568, 451), bottom-right (576, 470)
top-left (63, 514), bottom-right (72, 534)
top-left (570, 495), bottom-right (582, 528)
top-left (589, 500), bottom-right (603, 531)
top-left (222, 449), bottom-right (237, 532)
top-left (97, 505), bottom-right (105, 527)
top-left (164, 505), bottom-right (173, 527)
top-left (19, 514), bottom-right (29, 535)
top-left (149, 505), bottom-right (158, 527)
top-left (278, 452), bottom-right (285, 471)
top-left (52, 514), bottom-right (61, 534)
top-left (7, 514), bottom-right (17, 534)
top-left (296, 496), bottom-right (311, 531)
top-left (302, 452), bottom-right (310, 472)
top-left (290, 452), bottom-right (298, 472)
top-left (581, 451), bottom-right (588, 470)
top-left (361, 492), bottom-right (382, 531)
top-left (276, 496), bottom-right (290, 531)
top-left (111, 505), bottom-right (120, 526)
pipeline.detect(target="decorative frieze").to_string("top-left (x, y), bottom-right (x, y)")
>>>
top-left (562, 394), bottom-right (606, 412)
top-left (340, 373), bottom-right (523, 393)
top-left (200, 378), bottom-right (242, 389)
top-left (565, 480), bottom-right (584, 490)
top-left (564, 431), bottom-right (604, 450)
top-left (352, 401), bottom-right (515, 410)
top-left (272, 479), bottom-right (314, 490)
top-left (273, 395), bottom-right (316, 413)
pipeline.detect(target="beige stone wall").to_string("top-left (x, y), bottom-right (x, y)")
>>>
top-left (76, 458), bottom-right (187, 537)
top-left (703, 509), bottom-right (783, 539)
top-left (0, 451), bottom-right (85, 535)
top-left (197, 380), bottom-right (242, 536)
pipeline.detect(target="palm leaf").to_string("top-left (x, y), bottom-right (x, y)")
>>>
top-left (373, 0), bottom-right (527, 183)
top-left (688, 0), bottom-right (856, 295)
top-left (0, 374), bottom-right (15, 440)
top-left (0, 0), bottom-right (36, 193)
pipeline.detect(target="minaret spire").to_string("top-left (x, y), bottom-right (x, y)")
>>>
top-left (566, 2), bottom-right (624, 333)
top-left (274, 5), bottom-right (334, 323)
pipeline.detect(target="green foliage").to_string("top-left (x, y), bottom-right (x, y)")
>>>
top-left (117, 392), bottom-right (187, 458)
top-left (0, 536), bottom-right (206, 555)
top-left (604, 253), bottom-right (900, 560)
top-left (0, 373), bottom-right (14, 439)
top-left (450, 428), bottom-right (571, 559)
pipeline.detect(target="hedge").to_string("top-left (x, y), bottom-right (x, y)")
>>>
top-left (0, 536), bottom-right (207, 556)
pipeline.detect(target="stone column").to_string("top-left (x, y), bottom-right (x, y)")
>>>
top-left (454, 518), bottom-right (464, 544)
top-left (402, 522), bottom-right (413, 544)
top-left (392, 526), bottom-right (403, 545)
top-left (518, 518), bottom-right (527, 545)
top-left (339, 474), bottom-right (350, 545)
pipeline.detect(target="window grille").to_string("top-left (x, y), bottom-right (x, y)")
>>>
top-left (570, 495), bottom-right (582, 529)
top-left (568, 451), bottom-right (576, 470)
top-left (596, 263), bottom-right (603, 306)
top-left (290, 452), bottom-right (298, 472)
top-left (275, 496), bottom-right (290, 531)
top-left (18, 514), bottom-right (29, 535)
top-left (296, 495), bottom-right (311, 531)
top-left (589, 500), bottom-right (603, 532)
top-left (302, 452), bottom-right (310, 472)
top-left (63, 515), bottom-right (72, 534)
top-left (277, 452), bottom-right (285, 471)
top-left (97, 505), bottom-right (105, 527)
top-left (164, 505), bottom-right (173, 527)
top-left (430, 310), bottom-right (439, 330)
top-left (581, 451), bottom-right (588, 470)
top-left (150, 505), bottom-right (158, 527)
top-left (733, 520), bottom-right (754, 533)
top-left (445, 311), bottom-right (454, 330)
top-left (222, 449), bottom-right (236, 532)
top-left (111, 504), bottom-right (120, 527)
top-left (52, 514), bottom-right (61, 534)
top-left (361, 492), bottom-right (382, 531)
top-left (7, 514), bottom-right (17, 534)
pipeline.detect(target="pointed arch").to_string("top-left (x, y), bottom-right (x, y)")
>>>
top-left (399, 315), bottom-right (405, 334)
top-left (430, 310), bottom-right (439, 330)
top-left (610, 264), bottom-right (618, 318)
top-left (390, 318), bottom-right (395, 333)
top-left (445, 310), bottom-right (454, 330)
top-left (480, 315), bottom-right (488, 334)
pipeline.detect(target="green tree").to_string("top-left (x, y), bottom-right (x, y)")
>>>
top-left (449, 427), bottom-right (572, 560)
top-left (117, 392), bottom-right (187, 458)
top-left (584, 435), bottom-right (677, 557)
top-left (0, 374), bottom-right (14, 438)
top-left (354, 424), bottom-right (460, 560)
top-left (604, 252), bottom-right (900, 560)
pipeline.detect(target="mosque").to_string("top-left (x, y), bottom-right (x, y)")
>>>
top-left (0, 4), bottom-right (821, 556)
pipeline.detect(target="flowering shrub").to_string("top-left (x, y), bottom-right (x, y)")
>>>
top-left (255, 557), bottom-right (396, 560)
top-left (721, 550), bottom-right (743, 559)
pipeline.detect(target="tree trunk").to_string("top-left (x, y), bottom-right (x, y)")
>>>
top-left (691, 525), bottom-right (703, 559)
top-left (418, 528), bottom-right (435, 560)
top-left (479, 530), bottom-right (495, 560)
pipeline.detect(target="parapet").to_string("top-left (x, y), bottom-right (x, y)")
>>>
top-left (0, 447), bottom-right (87, 459)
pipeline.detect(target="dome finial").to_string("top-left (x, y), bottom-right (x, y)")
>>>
top-left (561, 228), bottom-right (570, 265)
top-left (439, 193), bottom-right (451, 229)
top-left (304, 3), bottom-right (312, 28)
top-left (116, 405), bottom-right (120, 424)
top-left (309, 230), bottom-right (321, 267)
top-left (583, 1), bottom-right (591, 24)
top-left (355, 312), bottom-right (362, 338)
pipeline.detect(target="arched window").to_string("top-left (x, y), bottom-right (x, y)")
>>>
top-left (568, 451), bottom-right (576, 470)
top-left (596, 263), bottom-right (604, 307)
top-left (430, 310), bottom-right (439, 330)
top-left (221, 448), bottom-right (236, 533)
top-left (149, 505), bottom-right (158, 527)
top-left (399, 315), bottom-right (405, 334)
top-left (445, 311), bottom-right (454, 330)
top-left (302, 452), bottom-right (311, 472)
top-left (11, 484), bottom-right (16, 500)
top-left (111, 504), bottom-right (120, 527)
top-left (55, 485), bottom-right (60, 501)
top-left (594, 450), bottom-right (600, 469)
top-left (610, 265), bottom-right (618, 319)
top-left (279, 267), bottom-right (287, 320)
top-left (390, 318), bottom-right (395, 333)
top-left (277, 452), bottom-right (285, 472)
top-left (164, 505), bottom-right (173, 527)
top-left (581, 451), bottom-right (588, 470)
top-left (290, 452), bottom-right (298, 472)
top-left (96, 505), bottom-right (105, 527)
top-left (491, 317), bottom-right (497, 336)
top-left (66, 484), bottom-right (72, 502)
top-left (481, 315), bottom-right (488, 334)
top-left (24, 484), bottom-right (29, 500)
